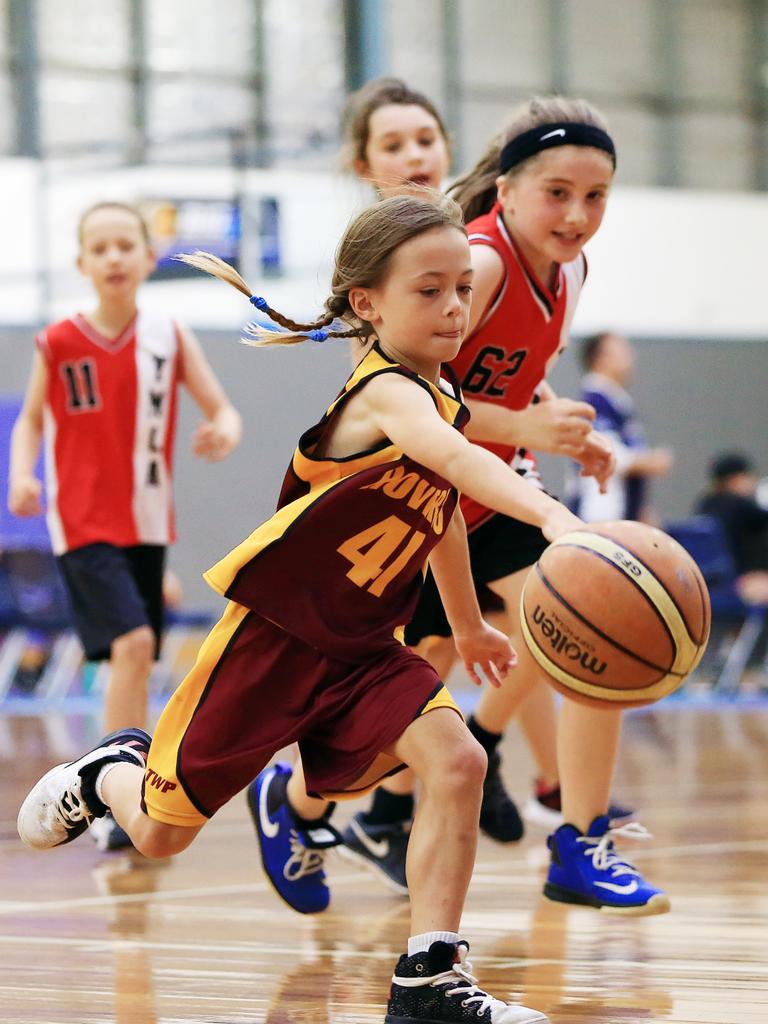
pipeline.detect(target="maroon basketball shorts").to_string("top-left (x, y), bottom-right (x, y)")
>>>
top-left (143, 601), bottom-right (461, 826)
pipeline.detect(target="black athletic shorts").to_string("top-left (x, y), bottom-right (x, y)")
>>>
top-left (56, 543), bottom-right (166, 661)
top-left (404, 513), bottom-right (549, 645)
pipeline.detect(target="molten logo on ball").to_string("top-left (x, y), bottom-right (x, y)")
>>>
top-left (521, 521), bottom-right (711, 708)
top-left (531, 605), bottom-right (607, 676)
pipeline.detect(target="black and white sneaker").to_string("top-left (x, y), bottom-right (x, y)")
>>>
top-left (386, 940), bottom-right (548, 1023)
top-left (339, 811), bottom-right (409, 896)
top-left (17, 728), bottom-right (151, 850)
top-left (479, 752), bottom-right (524, 843)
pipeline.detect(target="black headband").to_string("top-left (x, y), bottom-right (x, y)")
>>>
top-left (499, 122), bottom-right (616, 174)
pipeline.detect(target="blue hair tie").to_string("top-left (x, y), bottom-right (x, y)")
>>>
top-left (250, 295), bottom-right (269, 312)
top-left (307, 328), bottom-right (329, 342)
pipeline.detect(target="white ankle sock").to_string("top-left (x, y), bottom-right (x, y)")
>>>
top-left (94, 762), bottom-right (121, 807)
top-left (408, 931), bottom-right (461, 956)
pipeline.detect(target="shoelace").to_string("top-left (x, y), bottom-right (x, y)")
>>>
top-left (578, 821), bottom-right (652, 874)
top-left (53, 783), bottom-right (90, 830)
top-left (397, 948), bottom-right (504, 1018)
top-left (283, 830), bottom-right (326, 881)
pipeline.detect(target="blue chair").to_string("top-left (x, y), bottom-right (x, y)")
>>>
top-left (0, 395), bottom-right (214, 706)
top-left (0, 395), bottom-right (79, 701)
top-left (665, 515), bottom-right (768, 693)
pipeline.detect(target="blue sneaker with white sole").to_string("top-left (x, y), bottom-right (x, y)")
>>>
top-left (247, 761), bottom-right (341, 915)
top-left (544, 814), bottom-right (671, 916)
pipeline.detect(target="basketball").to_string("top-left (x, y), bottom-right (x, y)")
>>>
top-left (520, 520), bottom-right (711, 708)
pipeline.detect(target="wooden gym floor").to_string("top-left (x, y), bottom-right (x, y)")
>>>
top-left (1, 703), bottom-right (766, 1024)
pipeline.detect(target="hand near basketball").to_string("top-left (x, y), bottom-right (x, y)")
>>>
top-left (453, 622), bottom-right (517, 688)
top-left (540, 504), bottom-right (583, 544)
top-left (576, 430), bottom-right (616, 493)
top-left (8, 474), bottom-right (43, 517)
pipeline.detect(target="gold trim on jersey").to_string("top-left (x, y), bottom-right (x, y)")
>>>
top-left (143, 600), bottom-right (251, 827)
top-left (205, 344), bottom-right (467, 600)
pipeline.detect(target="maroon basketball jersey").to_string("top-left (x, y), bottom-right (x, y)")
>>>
top-left (205, 344), bottom-right (469, 663)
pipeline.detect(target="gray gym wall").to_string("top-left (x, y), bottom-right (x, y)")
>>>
top-left (2, 327), bottom-right (766, 612)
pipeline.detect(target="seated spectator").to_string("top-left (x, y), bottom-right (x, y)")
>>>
top-left (697, 452), bottom-right (768, 605)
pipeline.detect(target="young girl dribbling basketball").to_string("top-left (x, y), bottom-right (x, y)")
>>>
top-left (284, 81), bottom-right (608, 890)
top-left (284, 81), bottom-right (637, 904)
top-left (17, 194), bottom-right (578, 1024)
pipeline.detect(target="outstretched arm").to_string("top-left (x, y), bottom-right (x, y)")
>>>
top-left (8, 352), bottom-right (47, 517)
top-left (178, 324), bottom-right (242, 461)
top-left (362, 373), bottom-right (581, 542)
top-left (427, 508), bottom-right (516, 687)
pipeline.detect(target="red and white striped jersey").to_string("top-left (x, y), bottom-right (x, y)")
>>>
top-left (37, 309), bottom-right (181, 554)
top-left (450, 202), bottom-right (587, 529)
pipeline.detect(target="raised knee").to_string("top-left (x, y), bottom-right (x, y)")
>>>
top-left (437, 737), bottom-right (487, 794)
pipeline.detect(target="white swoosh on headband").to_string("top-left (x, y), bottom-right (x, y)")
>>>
top-left (540, 128), bottom-right (566, 140)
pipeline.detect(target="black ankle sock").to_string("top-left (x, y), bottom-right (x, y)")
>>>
top-left (292, 801), bottom-right (336, 831)
top-left (267, 768), bottom-right (289, 816)
top-left (363, 787), bottom-right (414, 827)
top-left (267, 767), bottom-right (336, 827)
top-left (467, 715), bottom-right (503, 756)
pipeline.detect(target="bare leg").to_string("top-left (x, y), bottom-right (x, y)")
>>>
top-left (516, 684), bottom-right (559, 789)
top-left (488, 570), bottom-right (621, 832)
top-left (414, 634), bottom-right (456, 679)
top-left (388, 708), bottom-right (486, 933)
top-left (103, 626), bottom-right (155, 733)
top-left (377, 768), bottom-right (417, 796)
top-left (377, 604), bottom-right (560, 804)
top-left (557, 700), bottom-right (622, 832)
top-left (101, 762), bottom-right (202, 858)
top-left (286, 758), bottom-right (330, 820)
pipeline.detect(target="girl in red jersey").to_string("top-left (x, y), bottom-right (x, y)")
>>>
top-left (19, 193), bottom-right (586, 1024)
top-left (403, 96), bottom-right (667, 916)
top-left (8, 202), bottom-right (242, 850)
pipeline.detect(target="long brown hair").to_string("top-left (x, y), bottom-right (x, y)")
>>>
top-left (449, 95), bottom-right (611, 223)
top-left (178, 193), bottom-right (465, 346)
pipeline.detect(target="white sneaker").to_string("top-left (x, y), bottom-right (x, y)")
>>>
top-left (17, 728), bottom-right (150, 850)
